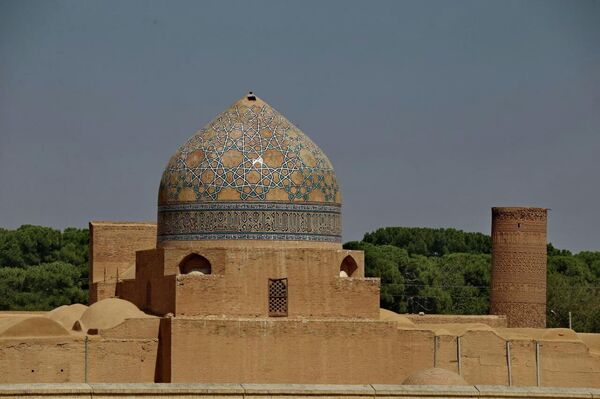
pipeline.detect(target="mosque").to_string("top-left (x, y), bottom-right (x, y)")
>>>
top-left (1, 93), bottom-right (600, 389)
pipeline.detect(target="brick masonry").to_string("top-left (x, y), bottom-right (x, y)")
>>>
top-left (89, 222), bottom-right (157, 303)
top-left (490, 207), bottom-right (548, 328)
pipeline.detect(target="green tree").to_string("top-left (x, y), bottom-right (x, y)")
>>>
top-left (363, 227), bottom-right (491, 256)
top-left (350, 226), bottom-right (600, 332)
top-left (575, 251), bottom-right (600, 279)
top-left (0, 262), bottom-right (87, 310)
top-left (0, 225), bottom-right (62, 267)
top-left (344, 242), bottom-right (406, 312)
top-left (0, 225), bottom-right (89, 310)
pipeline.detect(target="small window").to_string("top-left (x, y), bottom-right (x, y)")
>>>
top-left (179, 253), bottom-right (212, 275)
top-left (268, 278), bottom-right (288, 317)
top-left (340, 255), bottom-right (358, 277)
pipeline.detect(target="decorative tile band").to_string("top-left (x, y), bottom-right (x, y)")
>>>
top-left (159, 201), bottom-right (341, 213)
top-left (158, 232), bottom-right (341, 242)
top-left (157, 202), bottom-right (341, 243)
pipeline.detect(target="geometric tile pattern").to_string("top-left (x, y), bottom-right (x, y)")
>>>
top-left (157, 94), bottom-right (342, 243)
top-left (158, 94), bottom-right (341, 205)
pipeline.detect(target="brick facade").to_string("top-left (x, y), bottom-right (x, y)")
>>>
top-left (490, 207), bottom-right (548, 328)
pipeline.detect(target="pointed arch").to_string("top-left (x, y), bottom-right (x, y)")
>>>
top-left (179, 253), bottom-right (212, 275)
top-left (340, 255), bottom-right (358, 278)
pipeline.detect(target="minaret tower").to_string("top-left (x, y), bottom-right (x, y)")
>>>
top-left (490, 207), bottom-right (548, 328)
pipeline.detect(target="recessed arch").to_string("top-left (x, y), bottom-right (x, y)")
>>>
top-left (340, 255), bottom-right (358, 277)
top-left (179, 253), bottom-right (212, 275)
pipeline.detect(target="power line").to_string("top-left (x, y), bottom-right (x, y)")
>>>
top-left (382, 283), bottom-right (600, 290)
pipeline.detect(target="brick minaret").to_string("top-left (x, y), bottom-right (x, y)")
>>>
top-left (490, 207), bottom-right (547, 328)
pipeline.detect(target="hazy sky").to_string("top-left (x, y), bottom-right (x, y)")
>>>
top-left (1, 0), bottom-right (599, 251)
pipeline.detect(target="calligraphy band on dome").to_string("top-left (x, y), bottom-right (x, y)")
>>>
top-left (157, 202), bottom-right (342, 243)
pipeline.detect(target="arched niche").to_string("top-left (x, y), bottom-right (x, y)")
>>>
top-left (339, 255), bottom-right (358, 277)
top-left (179, 253), bottom-right (212, 275)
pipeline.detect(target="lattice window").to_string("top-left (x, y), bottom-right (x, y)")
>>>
top-left (268, 278), bottom-right (288, 317)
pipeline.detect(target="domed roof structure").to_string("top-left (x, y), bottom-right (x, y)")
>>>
top-left (75, 298), bottom-right (150, 332)
top-left (157, 93), bottom-right (342, 244)
top-left (48, 303), bottom-right (88, 330)
top-left (0, 317), bottom-right (70, 338)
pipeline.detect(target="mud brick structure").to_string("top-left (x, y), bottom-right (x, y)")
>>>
top-left (1, 94), bottom-right (599, 388)
top-left (490, 207), bottom-right (548, 328)
top-left (89, 222), bottom-right (157, 303)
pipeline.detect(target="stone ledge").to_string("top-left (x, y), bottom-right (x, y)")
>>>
top-left (475, 385), bottom-right (595, 399)
top-left (91, 383), bottom-right (245, 394)
top-left (0, 383), bottom-right (92, 398)
top-left (242, 383), bottom-right (374, 396)
top-left (0, 384), bottom-right (599, 399)
top-left (372, 384), bottom-right (478, 397)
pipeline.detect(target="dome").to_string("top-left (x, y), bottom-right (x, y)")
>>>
top-left (402, 368), bottom-right (469, 386)
top-left (75, 298), bottom-right (149, 332)
top-left (48, 303), bottom-right (88, 330)
top-left (157, 93), bottom-right (342, 244)
top-left (0, 317), bottom-right (70, 338)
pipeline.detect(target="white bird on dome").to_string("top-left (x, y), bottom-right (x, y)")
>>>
top-left (252, 156), bottom-right (264, 167)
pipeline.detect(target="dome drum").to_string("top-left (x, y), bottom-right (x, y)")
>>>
top-left (157, 201), bottom-right (341, 242)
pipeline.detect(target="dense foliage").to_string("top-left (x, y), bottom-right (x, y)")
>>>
top-left (0, 225), bottom-right (88, 310)
top-left (363, 227), bottom-right (492, 256)
top-left (346, 227), bottom-right (600, 332)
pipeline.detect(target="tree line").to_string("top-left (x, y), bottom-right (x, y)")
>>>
top-left (0, 225), bottom-right (88, 310)
top-left (345, 227), bottom-right (600, 332)
top-left (0, 224), bottom-right (599, 332)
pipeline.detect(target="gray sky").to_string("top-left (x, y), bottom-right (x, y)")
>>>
top-left (1, 0), bottom-right (599, 251)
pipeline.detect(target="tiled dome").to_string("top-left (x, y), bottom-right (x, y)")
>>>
top-left (157, 93), bottom-right (341, 243)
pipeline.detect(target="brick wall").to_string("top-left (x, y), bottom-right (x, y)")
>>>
top-left (89, 222), bottom-right (157, 303)
top-left (0, 318), bottom-right (160, 384)
top-left (130, 246), bottom-right (376, 318)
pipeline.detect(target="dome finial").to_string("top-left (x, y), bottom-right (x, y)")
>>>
top-left (247, 91), bottom-right (256, 101)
